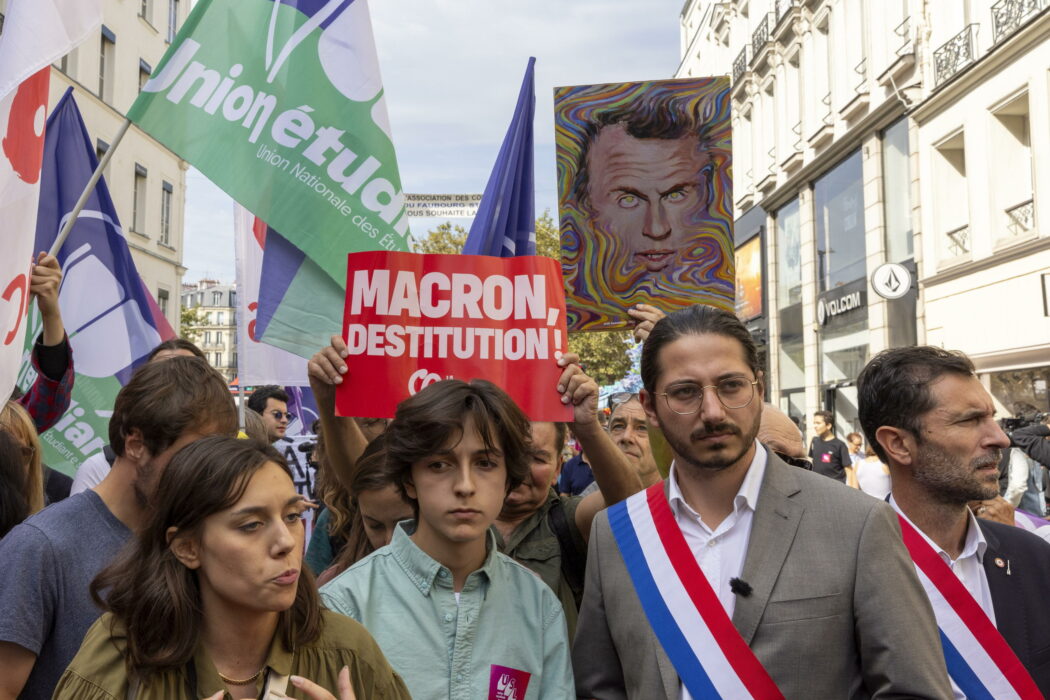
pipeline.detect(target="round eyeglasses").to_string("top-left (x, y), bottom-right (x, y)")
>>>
top-left (655, 377), bottom-right (759, 415)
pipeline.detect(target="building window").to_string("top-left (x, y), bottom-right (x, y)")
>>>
top-left (160, 181), bottom-right (173, 244)
top-left (132, 164), bottom-right (148, 234)
top-left (99, 26), bottom-right (115, 103)
top-left (231, 353), bottom-right (238, 369)
top-left (138, 58), bottom-right (152, 93)
top-left (157, 289), bottom-right (169, 317)
top-left (881, 118), bottom-right (912, 263)
top-left (140, 0), bottom-right (151, 22)
top-left (814, 150), bottom-right (866, 292)
top-left (167, 0), bottom-right (180, 42)
top-left (814, 151), bottom-right (868, 429)
top-left (933, 131), bottom-right (969, 261)
top-left (204, 330), bottom-right (212, 344)
top-left (214, 353), bottom-right (221, 366)
top-left (212, 291), bottom-right (222, 305)
top-left (775, 198), bottom-right (805, 426)
top-left (216, 311), bottom-right (225, 325)
top-left (991, 92), bottom-right (1034, 242)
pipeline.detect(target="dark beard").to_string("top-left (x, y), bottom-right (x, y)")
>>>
top-left (664, 418), bottom-right (759, 473)
top-left (914, 444), bottom-right (1001, 505)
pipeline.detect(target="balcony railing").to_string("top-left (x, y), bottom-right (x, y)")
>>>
top-left (751, 13), bottom-right (771, 58)
top-left (1005, 199), bottom-right (1035, 238)
top-left (733, 46), bottom-right (748, 84)
top-left (945, 225), bottom-right (971, 256)
top-left (991, 0), bottom-right (1045, 45)
top-left (934, 24), bottom-right (979, 86)
top-left (894, 16), bottom-right (913, 56)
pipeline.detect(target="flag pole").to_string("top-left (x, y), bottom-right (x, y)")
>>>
top-left (47, 117), bottom-right (132, 256)
top-left (238, 384), bottom-right (246, 430)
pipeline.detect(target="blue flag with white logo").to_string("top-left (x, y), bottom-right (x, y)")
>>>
top-left (463, 57), bottom-right (536, 257)
top-left (17, 88), bottom-right (174, 475)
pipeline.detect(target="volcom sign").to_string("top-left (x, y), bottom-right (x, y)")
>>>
top-left (817, 290), bottom-right (864, 326)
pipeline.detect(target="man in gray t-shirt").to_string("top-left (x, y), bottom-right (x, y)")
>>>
top-left (0, 356), bottom-right (238, 699)
top-left (0, 492), bottom-right (129, 699)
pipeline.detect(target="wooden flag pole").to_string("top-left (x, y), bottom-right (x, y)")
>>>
top-left (47, 117), bottom-right (132, 256)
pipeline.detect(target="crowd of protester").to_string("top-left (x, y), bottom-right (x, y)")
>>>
top-left (2, 259), bottom-right (1050, 699)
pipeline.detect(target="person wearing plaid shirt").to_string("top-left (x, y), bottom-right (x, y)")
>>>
top-left (10, 253), bottom-right (73, 433)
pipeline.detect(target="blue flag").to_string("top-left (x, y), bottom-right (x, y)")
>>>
top-left (463, 57), bottom-right (536, 257)
top-left (33, 88), bottom-right (173, 382)
top-left (18, 88), bottom-right (174, 475)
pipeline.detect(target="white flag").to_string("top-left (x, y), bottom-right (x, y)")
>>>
top-left (0, 0), bottom-right (102, 398)
top-left (233, 204), bottom-right (309, 386)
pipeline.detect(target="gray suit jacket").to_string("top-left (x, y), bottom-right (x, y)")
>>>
top-left (572, 451), bottom-right (952, 699)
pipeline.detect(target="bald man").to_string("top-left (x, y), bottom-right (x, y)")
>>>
top-left (759, 403), bottom-right (811, 467)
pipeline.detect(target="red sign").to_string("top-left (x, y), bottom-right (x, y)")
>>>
top-left (335, 251), bottom-right (573, 421)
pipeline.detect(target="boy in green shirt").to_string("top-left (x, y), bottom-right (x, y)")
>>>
top-left (321, 376), bottom-right (585, 699)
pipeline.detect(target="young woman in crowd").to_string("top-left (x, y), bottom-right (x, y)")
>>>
top-left (53, 436), bottom-right (409, 700)
top-left (0, 428), bottom-right (33, 538)
top-left (311, 434), bottom-right (414, 585)
top-left (0, 401), bottom-right (45, 535)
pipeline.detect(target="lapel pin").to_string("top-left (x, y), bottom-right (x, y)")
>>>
top-left (994, 557), bottom-right (1005, 568)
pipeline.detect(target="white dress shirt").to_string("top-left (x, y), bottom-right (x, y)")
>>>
top-left (668, 442), bottom-right (768, 700)
top-left (890, 495), bottom-right (995, 700)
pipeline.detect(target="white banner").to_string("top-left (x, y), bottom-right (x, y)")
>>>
top-left (0, 0), bottom-right (102, 398)
top-left (404, 193), bottom-right (483, 219)
top-left (233, 204), bottom-right (309, 385)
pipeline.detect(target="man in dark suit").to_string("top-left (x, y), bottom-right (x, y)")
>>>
top-left (572, 305), bottom-right (951, 699)
top-left (858, 345), bottom-right (1050, 697)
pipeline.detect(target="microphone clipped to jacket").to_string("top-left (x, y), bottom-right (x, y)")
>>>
top-left (729, 577), bottom-right (753, 597)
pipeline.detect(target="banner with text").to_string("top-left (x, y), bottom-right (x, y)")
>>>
top-left (336, 251), bottom-right (572, 421)
top-left (404, 193), bottom-right (482, 219)
top-left (127, 0), bottom-right (409, 289)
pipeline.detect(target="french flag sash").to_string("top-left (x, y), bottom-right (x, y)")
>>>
top-left (607, 482), bottom-right (784, 699)
top-left (896, 515), bottom-right (1042, 699)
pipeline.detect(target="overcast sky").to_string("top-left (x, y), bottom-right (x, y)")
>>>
top-left (183, 0), bottom-right (686, 283)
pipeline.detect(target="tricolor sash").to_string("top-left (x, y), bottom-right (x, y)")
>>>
top-left (607, 482), bottom-right (784, 699)
top-left (896, 515), bottom-right (1042, 699)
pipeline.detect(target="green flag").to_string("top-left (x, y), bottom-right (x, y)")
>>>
top-left (128, 0), bottom-right (410, 288)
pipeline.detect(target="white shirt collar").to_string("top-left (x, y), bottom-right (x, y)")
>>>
top-left (668, 441), bottom-right (768, 521)
top-left (889, 494), bottom-right (988, 565)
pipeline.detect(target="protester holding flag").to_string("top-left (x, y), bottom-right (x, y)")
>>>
top-left (14, 252), bottom-right (74, 433)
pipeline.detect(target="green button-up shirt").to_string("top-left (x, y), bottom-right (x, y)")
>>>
top-left (321, 522), bottom-right (574, 700)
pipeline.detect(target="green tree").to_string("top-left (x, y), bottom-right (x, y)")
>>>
top-left (413, 212), bottom-right (633, 386)
top-left (534, 210), bottom-right (633, 386)
top-left (414, 221), bottom-right (467, 254)
top-left (180, 305), bottom-right (206, 343)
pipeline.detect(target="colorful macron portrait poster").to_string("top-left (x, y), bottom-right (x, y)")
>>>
top-left (555, 77), bottom-right (734, 331)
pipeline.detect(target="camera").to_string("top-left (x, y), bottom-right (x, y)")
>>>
top-left (1000, 412), bottom-right (1050, 433)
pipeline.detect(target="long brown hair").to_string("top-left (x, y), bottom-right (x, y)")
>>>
top-left (325, 435), bottom-right (408, 577)
top-left (91, 436), bottom-right (323, 677)
top-left (0, 401), bottom-right (43, 515)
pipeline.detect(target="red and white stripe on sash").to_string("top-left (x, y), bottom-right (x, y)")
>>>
top-left (896, 515), bottom-right (1041, 699)
top-left (608, 483), bottom-right (784, 699)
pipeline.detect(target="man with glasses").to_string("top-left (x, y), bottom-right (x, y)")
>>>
top-left (247, 385), bottom-right (293, 443)
top-left (582, 393), bottom-right (661, 496)
top-left (573, 304), bottom-right (951, 699)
